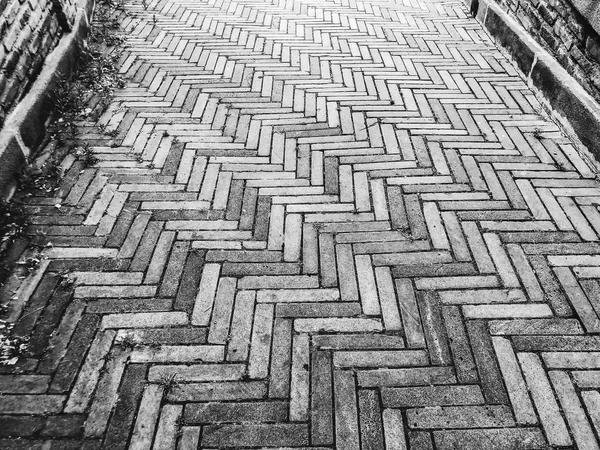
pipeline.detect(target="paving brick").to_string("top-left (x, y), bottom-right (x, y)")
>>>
top-left (129, 384), bottom-right (164, 450)
top-left (202, 423), bottom-right (309, 447)
top-left (489, 318), bottom-right (584, 335)
top-left (313, 334), bottom-right (405, 350)
top-left (395, 279), bottom-right (425, 348)
top-left (334, 369), bottom-right (360, 450)
top-left (185, 401), bottom-right (287, 424)
top-left (0, 375), bottom-right (50, 394)
top-left (359, 389), bottom-right (385, 450)
top-left (102, 312), bottom-right (188, 329)
top-left (433, 428), bottom-right (547, 450)
top-left (358, 367), bottom-right (456, 387)
top-left (130, 345), bottom-right (223, 363)
top-left (276, 302), bottom-right (361, 318)
top-left (167, 382), bottom-right (268, 402)
top-left (407, 405), bottom-right (515, 429)
top-left (442, 306), bottom-right (478, 383)
top-left (40, 414), bottom-right (86, 437)
top-left (295, 318), bottom-right (383, 333)
top-left (174, 249), bottom-right (205, 313)
top-left (513, 335), bottom-right (600, 351)
top-left (311, 350), bottom-right (334, 446)
top-left (543, 351), bottom-right (600, 369)
top-left (382, 385), bottom-right (484, 408)
top-left (0, 416), bottom-right (44, 437)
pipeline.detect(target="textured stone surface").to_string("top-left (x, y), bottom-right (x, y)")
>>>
top-left (1, 0), bottom-right (600, 448)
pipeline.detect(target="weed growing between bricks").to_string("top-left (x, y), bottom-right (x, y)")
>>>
top-left (0, 0), bottom-right (127, 365)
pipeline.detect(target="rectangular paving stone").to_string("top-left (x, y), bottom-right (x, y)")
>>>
top-left (513, 335), bottom-right (600, 351)
top-left (290, 333), bottom-right (310, 421)
top-left (311, 351), bottom-right (334, 446)
top-left (74, 285), bottom-right (157, 299)
top-left (439, 289), bottom-right (525, 304)
top-left (295, 318), bottom-right (383, 333)
top-left (201, 423), bottom-right (309, 447)
top-left (102, 312), bottom-right (188, 329)
top-left (276, 302), bottom-right (361, 318)
top-left (382, 385), bottom-right (484, 408)
top-left (129, 384), bottom-right (164, 450)
top-left (248, 303), bottom-right (274, 379)
top-left (184, 401), bottom-right (288, 424)
top-left (357, 367), bottom-right (456, 388)
top-left (395, 278), bottom-right (426, 348)
top-left (221, 262), bottom-right (301, 276)
top-left (191, 263), bottom-right (221, 326)
top-left (0, 395), bottom-right (66, 414)
top-left (313, 334), bottom-right (405, 350)
top-left (406, 405), bottom-right (515, 429)
top-left (572, 371), bottom-right (600, 388)
top-left (415, 275), bottom-right (499, 290)
top-left (174, 249), bottom-right (205, 313)
top-left (442, 306), bottom-right (478, 383)
top-left (0, 375), bottom-right (50, 394)
top-left (0, 415), bottom-right (46, 437)
top-left (334, 369), bottom-right (360, 450)
top-left (148, 364), bottom-right (245, 382)
top-left (227, 291), bottom-right (255, 362)
top-left (359, 390), bottom-right (385, 450)
top-left (257, 288), bottom-right (340, 303)
top-left (543, 352), bottom-right (600, 369)
top-left (334, 350), bottom-right (428, 368)
top-left (489, 318), bottom-right (584, 335)
top-left (463, 303), bottom-right (553, 319)
top-left (238, 275), bottom-right (318, 289)
top-left (130, 345), bottom-right (224, 363)
top-left (433, 428), bottom-right (547, 450)
top-left (382, 409), bottom-right (408, 450)
top-left (269, 318), bottom-right (292, 399)
top-left (167, 382), bottom-right (268, 402)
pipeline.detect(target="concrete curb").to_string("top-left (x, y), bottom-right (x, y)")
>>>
top-left (0, 0), bottom-right (95, 201)
top-left (468, 0), bottom-right (600, 164)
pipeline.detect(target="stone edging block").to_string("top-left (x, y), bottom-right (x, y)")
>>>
top-left (0, 0), bottom-right (95, 200)
top-left (470, 0), bottom-right (600, 165)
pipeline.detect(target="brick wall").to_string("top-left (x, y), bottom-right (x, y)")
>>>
top-left (489, 0), bottom-right (600, 103)
top-left (0, 0), bottom-right (78, 129)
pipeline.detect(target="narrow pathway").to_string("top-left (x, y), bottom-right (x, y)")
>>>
top-left (2, 0), bottom-right (600, 448)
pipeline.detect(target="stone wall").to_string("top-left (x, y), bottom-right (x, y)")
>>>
top-left (0, 0), bottom-right (78, 128)
top-left (488, 0), bottom-right (600, 103)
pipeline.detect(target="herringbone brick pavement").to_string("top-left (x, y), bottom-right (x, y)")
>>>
top-left (2, 0), bottom-right (600, 448)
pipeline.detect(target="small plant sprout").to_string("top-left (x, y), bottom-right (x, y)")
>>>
top-left (74, 143), bottom-right (99, 168)
top-left (115, 332), bottom-right (141, 351)
top-left (157, 373), bottom-right (180, 393)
